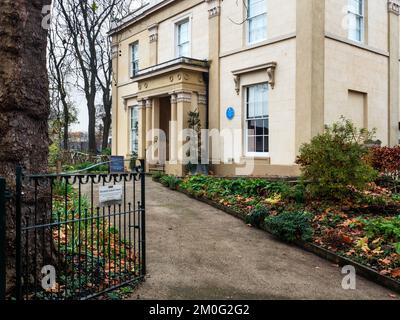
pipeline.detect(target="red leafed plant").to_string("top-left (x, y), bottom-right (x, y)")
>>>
top-left (369, 146), bottom-right (400, 179)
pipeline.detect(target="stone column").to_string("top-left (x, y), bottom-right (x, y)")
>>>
top-left (152, 98), bottom-right (160, 162)
top-left (170, 94), bottom-right (178, 164)
top-left (148, 24), bottom-right (159, 66)
top-left (145, 98), bottom-right (153, 151)
top-left (137, 99), bottom-right (146, 159)
top-left (144, 98), bottom-right (153, 170)
top-left (177, 91), bottom-right (193, 176)
top-left (295, 0), bottom-right (325, 154)
top-left (198, 93), bottom-right (207, 129)
top-left (198, 92), bottom-right (208, 164)
top-left (388, 0), bottom-right (400, 146)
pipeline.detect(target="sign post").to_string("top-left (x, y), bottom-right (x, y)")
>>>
top-left (109, 156), bottom-right (125, 173)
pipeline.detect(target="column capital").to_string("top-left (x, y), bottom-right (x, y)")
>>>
top-left (170, 93), bottom-right (177, 104)
top-left (145, 98), bottom-right (153, 108)
top-left (137, 99), bottom-right (146, 109)
top-left (176, 91), bottom-right (192, 103)
top-left (198, 93), bottom-right (207, 106)
top-left (388, 0), bottom-right (400, 15)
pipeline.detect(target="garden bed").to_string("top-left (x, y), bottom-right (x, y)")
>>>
top-left (153, 174), bottom-right (400, 293)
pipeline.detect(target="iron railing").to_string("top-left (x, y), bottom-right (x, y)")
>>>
top-left (0, 160), bottom-right (146, 300)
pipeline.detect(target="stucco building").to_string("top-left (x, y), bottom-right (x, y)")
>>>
top-left (110, 0), bottom-right (400, 176)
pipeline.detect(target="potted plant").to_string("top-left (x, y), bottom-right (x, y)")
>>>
top-left (186, 108), bottom-right (208, 175)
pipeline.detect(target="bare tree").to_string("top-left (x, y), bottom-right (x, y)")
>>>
top-left (96, 21), bottom-right (113, 151)
top-left (51, 0), bottom-right (142, 154)
top-left (48, 6), bottom-right (77, 150)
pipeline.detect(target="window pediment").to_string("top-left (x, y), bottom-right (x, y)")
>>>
top-left (232, 62), bottom-right (277, 94)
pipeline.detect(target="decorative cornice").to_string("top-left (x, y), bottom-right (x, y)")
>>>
top-left (388, 0), bottom-right (400, 15)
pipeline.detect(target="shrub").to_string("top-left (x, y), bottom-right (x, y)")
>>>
top-left (152, 171), bottom-right (165, 182)
top-left (53, 179), bottom-right (74, 197)
top-left (49, 143), bottom-right (61, 166)
top-left (359, 216), bottom-right (400, 243)
top-left (368, 146), bottom-right (400, 192)
top-left (245, 205), bottom-right (269, 228)
top-left (291, 183), bottom-right (306, 204)
top-left (264, 181), bottom-right (291, 197)
top-left (264, 211), bottom-right (313, 243)
top-left (160, 175), bottom-right (181, 190)
top-left (102, 148), bottom-right (112, 156)
top-left (355, 194), bottom-right (388, 207)
top-left (296, 118), bottom-right (377, 200)
top-left (369, 146), bottom-right (400, 178)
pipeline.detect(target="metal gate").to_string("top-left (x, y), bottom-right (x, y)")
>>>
top-left (0, 161), bottom-right (146, 300)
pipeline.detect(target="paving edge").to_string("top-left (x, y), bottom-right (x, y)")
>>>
top-left (172, 186), bottom-right (400, 295)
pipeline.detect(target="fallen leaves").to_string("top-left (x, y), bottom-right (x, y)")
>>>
top-left (391, 268), bottom-right (400, 278)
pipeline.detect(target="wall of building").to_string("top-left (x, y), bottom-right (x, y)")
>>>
top-left (220, 0), bottom-right (296, 54)
top-left (110, 0), bottom-right (400, 176)
top-left (111, 0), bottom-right (207, 159)
top-left (157, 2), bottom-right (209, 63)
top-left (219, 39), bottom-right (297, 166)
top-left (324, 39), bottom-right (389, 144)
top-left (324, 0), bottom-right (393, 145)
top-left (325, 0), bottom-right (389, 51)
top-left (213, 0), bottom-right (297, 176)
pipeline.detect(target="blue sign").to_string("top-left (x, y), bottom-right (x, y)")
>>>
top-left (226, 107), bottom-right (235, 120)
top-left (110, 156), bottom-right (125, 173)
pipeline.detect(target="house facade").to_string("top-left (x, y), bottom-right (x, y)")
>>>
top-left (110, 0), bottom-right (400, 177)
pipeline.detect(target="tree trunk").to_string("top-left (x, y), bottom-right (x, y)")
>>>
top-left (0, 0), bottom-right (53, 295)
top-left (101, 97), bottom-right (112, 151)
top-left (88, 103), bottom-right (97, 155)
top-left (62, 98), bottom-right (69, 151)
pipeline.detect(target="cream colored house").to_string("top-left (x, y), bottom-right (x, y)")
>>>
top-left (110, 0), bottom-right (400, 177)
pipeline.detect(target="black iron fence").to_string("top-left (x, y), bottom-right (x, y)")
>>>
top-left (0, 160), bottom-right (146, 300)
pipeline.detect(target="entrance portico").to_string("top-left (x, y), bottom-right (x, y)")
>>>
top-left (133, 57), bottom-right (209, 176)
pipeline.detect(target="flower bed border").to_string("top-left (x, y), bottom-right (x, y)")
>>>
top-left (173, 185), bottom-right (400, 294)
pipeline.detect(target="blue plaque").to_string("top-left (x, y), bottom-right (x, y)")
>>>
top-left (226, 107), bottom-right (235, 120)
top-left (110, 156), bottom-right (125, 173)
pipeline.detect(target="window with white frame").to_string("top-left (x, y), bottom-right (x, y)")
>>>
top-left (348, 0), bottom-right (364, 42)
top-left (247, 0), bottom-right (267, 44)
top-left (131, 42), bottom-right (139, 77)
top-left (176, 19), bottom-right (190, 57)
top-left (245, 83), bottom-right (269, 156)
top-left (130, 107), bottom-right (139, 155)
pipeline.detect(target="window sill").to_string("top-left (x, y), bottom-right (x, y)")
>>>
top-left (242, 155), bottom-right (270, 161)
